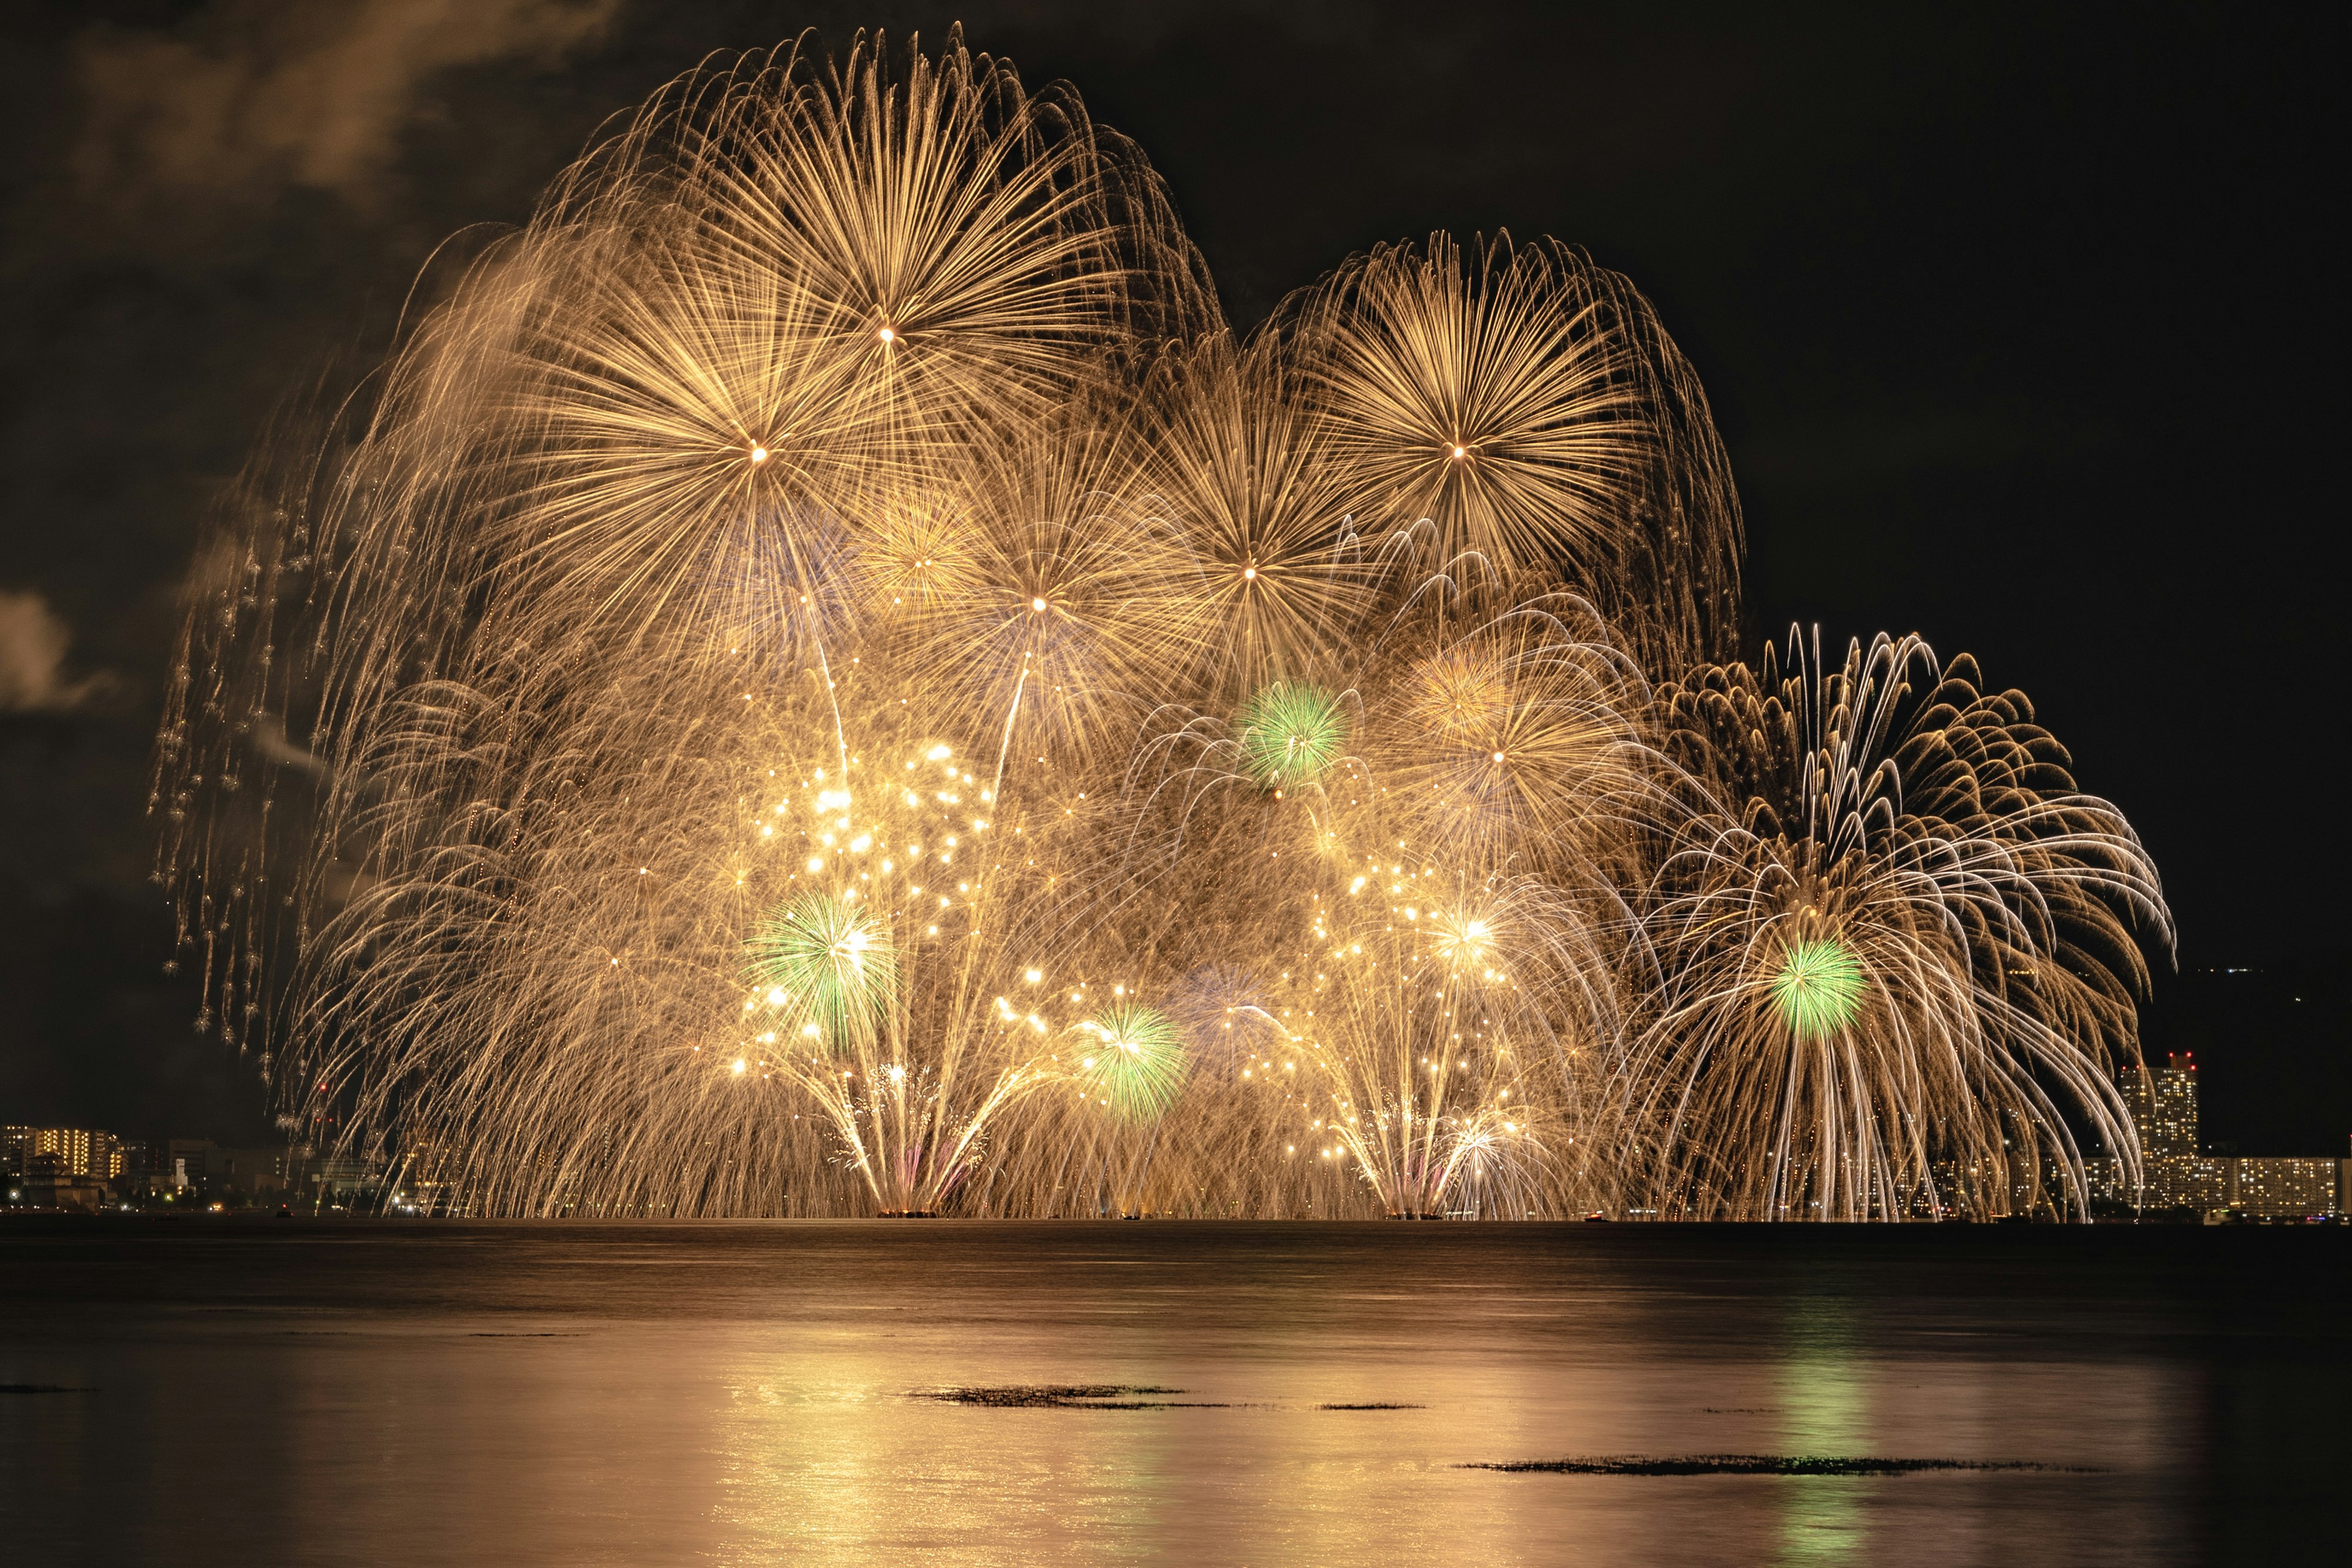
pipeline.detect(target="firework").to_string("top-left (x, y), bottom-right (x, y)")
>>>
top-left (747, 890), bottom-right (899, 1046)
top-left (1074, 1002), bottom-right (1188, 1120)
top-left (1770, 939), bottom-right (1866, 1042)
top-left (1373, 589), bottom-right (1663, 889)
top-left (1133, 335), bottom-right (1378, 703)
top-left (1621, 630), bottom-right (2171, 1221)
top-left (1234, 679), bottom-right (1349, 790)
top-left (1264, 860), bottom-right (1573, 1219)
top-left (1287, 232), bottom-right (1744, 669)
top-left (154, 31), bottom-right (2168, 1221)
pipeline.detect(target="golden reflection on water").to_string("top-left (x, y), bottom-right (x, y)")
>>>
top-left (686, 1300), bottom-right (2185, 1567)
top-left (702, 1341), bottom-right (1562, 1565)
top-left (0, 1223), bottom-right (2239, 1567)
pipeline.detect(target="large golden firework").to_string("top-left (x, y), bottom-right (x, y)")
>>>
top-left (1286, 232), bottom-right (1744, 669)
top-left (156, 31), bottom-right (2166, 1220)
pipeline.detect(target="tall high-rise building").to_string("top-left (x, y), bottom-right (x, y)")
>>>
top-left (2147, 1052), bottom-right (2201, 1159)
top-left (2116, 1055), bottom-right (2229, 1210)
top-left (2117, 1070), bottom-right (2157, 1153)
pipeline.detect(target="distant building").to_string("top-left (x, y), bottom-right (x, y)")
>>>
top-left (2, 1124), bottom-right (385, 1209)
top-left (2122, 1055), bottom-right (2233, 1209)
top-left (2146, 1052), bottom-right (2200, 1160)
top-left (214, 1147), bottom-right (291, 1196)
top-left (2, 1125), bottom-right (126, 1187)
top-left (113, 1139), bottom-right (167, 1193)
top-left (2232, 1158), bottom-right (2337, 1218)
top-left (309, 1156), bottom-right (383, 1202)
top-left (2118, 1071), bottom-right (2161, 1155)
top-left (2168, 1157), bottom-right (2235, 1212)
top-left (2115, 1055), bottom-right (2196, 1207)
top-left (2113, 1055), bottom-right (2345, 1218)
top-left (12, 1173), bottom-right (108, 1212)
top-left (2098, 1161), bottom-right (2135, 1213)
top-left (5, 1125), bottom-right (89, 1176)
top-left (3, 1126), bottom-right (130, 1208)
top-left (164, 1139), bottom-right (220, 1192)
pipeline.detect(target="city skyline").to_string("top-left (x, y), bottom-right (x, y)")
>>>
top-left (19, 1044), bottom-right (2351, 1221)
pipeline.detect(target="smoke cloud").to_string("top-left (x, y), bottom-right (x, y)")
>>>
top-left (0, 590), bottom-right (104, 712)
top-left (74, 0), bottom-right (620, 206)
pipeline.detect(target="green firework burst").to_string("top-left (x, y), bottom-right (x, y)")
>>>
top-left (1076, 1002), bottom-right (1188, 1120)
top-left (1235, 680), bottom-right (1347, 790)
top-left (746, 891), bottom-right (898, 1046)
top-left (1770, 938), bottom-right (1865, 1041)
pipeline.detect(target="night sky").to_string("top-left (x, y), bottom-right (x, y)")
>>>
top-left (1, 2), bottom-right (2339, 1150)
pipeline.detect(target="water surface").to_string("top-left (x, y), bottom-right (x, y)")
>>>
top-left (1, 1220), bottom-right (2338, 1564)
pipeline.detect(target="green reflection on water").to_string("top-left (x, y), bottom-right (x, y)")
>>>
top-left (1775, 1299), bottom-right (1871, 1566)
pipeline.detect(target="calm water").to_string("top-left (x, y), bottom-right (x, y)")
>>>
top-left (0, 1220), bottom-right (2339, 1565)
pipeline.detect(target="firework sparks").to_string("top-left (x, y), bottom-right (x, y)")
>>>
top-left (1621, 630), bottom-right (2171, 1221)
top-left (154, 32), bottom-right (2167, 1221)
top-left (1234, 680), bottom-right (1348, 791)
top-left (1770, 939), bottom-right (1865, 1042)
top-left (1075, 1002), bottom-right (1188, 1120)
